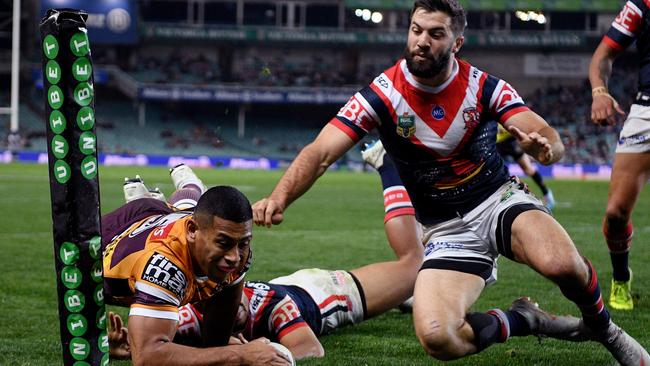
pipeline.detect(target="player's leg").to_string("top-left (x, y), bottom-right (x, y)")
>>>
top-left (509, 210), bottom-right (650, 365)
top-left (603, 152), bottom-right (650, 310)
top-left (356, 140), bottom-right (423, 316)
top-left (168, 164), bottom-right (207, 210)
top-left (413, 269), bottom-right (484, 360)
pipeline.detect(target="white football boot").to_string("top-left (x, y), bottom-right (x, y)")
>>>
top-left (170, 164), bottom-right (206, 193)
top-left (361, 140), bottom-right (386, 170)
top-left (123, 175), bottom-right (151, 203)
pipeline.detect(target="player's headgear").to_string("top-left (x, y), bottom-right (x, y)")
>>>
top-left (194, 186), bottom-right (253, 226)
top-left (412, 0), bottom-right (466, 36)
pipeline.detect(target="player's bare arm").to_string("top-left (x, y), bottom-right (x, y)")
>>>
top-left (253, 124), bottom-right (356, 227)
top-left (503, 111), bottom-right (564, 165)
top-left (589, 41), bottom-right (625, 125)
top-left (278, 325), bottom-right (325, 360)
top-left (128, 315), bottom-right (290, 366)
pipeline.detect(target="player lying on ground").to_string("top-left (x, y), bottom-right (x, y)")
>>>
top-left (109, 163), bottom-right (422, 361)
top-left (102, 164), bottom-right (291, 366)
top-left (252, 1), bottom-right (650, 364)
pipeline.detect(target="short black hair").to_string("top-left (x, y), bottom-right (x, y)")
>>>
top-left (194, 186), bottom-right (252, 227)
top-left (412, 0), bottom-right (466, 35)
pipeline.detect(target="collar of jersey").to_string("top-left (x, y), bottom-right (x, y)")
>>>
top-left (400, 58), bottom-right (459, 94)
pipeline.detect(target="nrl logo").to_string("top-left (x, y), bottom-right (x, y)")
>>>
top-left (462, 107), bottom-right (480, 130)
top-left (397, 112), bottom-right (416, 138)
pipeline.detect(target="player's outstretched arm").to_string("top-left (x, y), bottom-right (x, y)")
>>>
top-left (253, 124), bottom-right (356, 227)
top-left (128, 315), bottom-right (291, 366)
top-left (503, 111), bottom-right (564, 165)
top-left (278, 325), bottom-right (325, 360)
top-left (589, 41), bottom-right (625, 126)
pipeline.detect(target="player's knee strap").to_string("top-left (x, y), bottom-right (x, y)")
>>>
top-left (495, 203), bottom-right (549, 260)
top-left (603, 219), bottom-right (633, 253)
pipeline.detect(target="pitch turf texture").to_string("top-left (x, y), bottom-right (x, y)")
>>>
top-left (1, 163), bottom-right (649, 366)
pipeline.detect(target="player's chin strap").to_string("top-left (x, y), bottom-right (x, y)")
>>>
top-left (592, 86), bottom-right (619, 108)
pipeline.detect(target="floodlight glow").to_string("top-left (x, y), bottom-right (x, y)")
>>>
top-left (371, 12), bottom-right (383, 23)
top-left (537, 14), bottom-right (547, 24)
top-left (355, 9), bottom-right (363, 17)
top-left (362, 9), bottom-right (371, 21)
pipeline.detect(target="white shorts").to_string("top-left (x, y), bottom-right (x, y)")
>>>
top-left (269, 268), bottom-right (365, 335)
top-left (420, 179), bottom-right (548, 285)
top-left (616, 104), bottom-right (650, 153)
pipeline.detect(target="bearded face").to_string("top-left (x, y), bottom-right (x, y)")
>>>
top-left (403, 42), bottom-right (453, 79)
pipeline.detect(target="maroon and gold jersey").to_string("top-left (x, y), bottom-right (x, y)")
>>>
top-left (102, 199), bottom-right (251, 321)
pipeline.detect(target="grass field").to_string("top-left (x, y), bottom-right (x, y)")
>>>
top-left (1, 162), bottom-right (649, 365)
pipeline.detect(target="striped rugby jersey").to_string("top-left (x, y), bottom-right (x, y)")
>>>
top-left (603, 0), bottom-right (650, 93)
top-left (241, 281), bottom-right (321, 342)
top-left (103, 211), bottom-right (251, 320)
top-left (331, 58), bottom-right (530, 224)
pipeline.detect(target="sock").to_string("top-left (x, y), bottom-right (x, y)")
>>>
top-left (169, 188), bottom-right (202, 210)
top-left (531, 172), bottom-right (549, 195)
top-left (379, 155), bottom-right (415, 222)
top-left (559, 258), bottom-right (611, 332)
top-left (466, 309), bottom-right (529, 352)
top-left (603, 219), bottom-right (632, 282)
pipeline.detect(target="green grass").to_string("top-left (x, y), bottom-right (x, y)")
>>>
top-left (1, 163), bottom-right (649, 365)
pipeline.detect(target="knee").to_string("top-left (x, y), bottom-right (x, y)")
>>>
top-left (415, 320), bottom-right (462, 361)
top-left (539, 254), bottom-right (587, 285)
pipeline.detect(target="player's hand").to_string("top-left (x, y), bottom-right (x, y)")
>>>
top-left (108, 312), bottom-right (131, 360)
top-left (240, 338), bottom-right (292, 366)
top-left (252, 198), bottom-right (285, 227)
top-left (591, 94), bottom-right (625, 126)
top-left (229, 334), bottom-right (248, 345)
top-left (508, 126), bottom-right (553, 165)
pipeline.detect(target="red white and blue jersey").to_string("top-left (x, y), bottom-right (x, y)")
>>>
top-left (241, 281), bottom-right (321, 342)
top-left (604, 0), bottom-right (650, 92)
top-left (331, 58), bottom-right (529, 224)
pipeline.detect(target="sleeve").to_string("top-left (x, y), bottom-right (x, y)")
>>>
top-left (603, 0), bottom-right (647, 51)
top-left (481, 74), bottom-right (530, 123)
top-left (270, 295), bottom-right (310, 340)
top-left (130, 252), bottom-right (188, 320)
top-left (329, 85), bottom-right (381, 142)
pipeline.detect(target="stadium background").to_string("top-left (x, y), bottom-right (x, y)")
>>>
top-left (1, 0), bottom-right (649, 365)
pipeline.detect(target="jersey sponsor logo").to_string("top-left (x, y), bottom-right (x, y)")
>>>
top-left (247, 282), bottom-right (272, 314)
top-left (432, 105), bottom-right (445, 120)
top-left (462, 107), bottom-right (481, 130)
top-left (494, 83), bottom-right (522, 113)
top-left (142, 253), bottom-right (187, 299)
top-left (272, 297), bottom-right (301, 330)
top-left (337, 95), bottom-right (372, 127)
top-left (150, 221), bottom-right (176, 240)
top-left (397, 112), bottom-right (416, 138)
top-left (613, 2), bottom-right (642, 35)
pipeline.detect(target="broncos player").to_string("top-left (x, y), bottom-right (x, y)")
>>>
top-left (103, 165), bottom-right (290, 366)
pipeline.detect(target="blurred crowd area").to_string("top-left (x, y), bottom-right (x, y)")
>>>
top-left (0, 51), bottom-right (637, 165)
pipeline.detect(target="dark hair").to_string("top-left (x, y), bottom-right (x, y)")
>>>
top-left (412, 0), bottom-right (466, 35)
top-left (194, 186), bottom-right (252, 227)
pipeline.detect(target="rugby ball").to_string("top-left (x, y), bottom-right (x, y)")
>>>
top-left (270, 342), bottom-right (296, 366)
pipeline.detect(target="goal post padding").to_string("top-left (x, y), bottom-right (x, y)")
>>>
top-left (40, 9), bottom-right (108, 366)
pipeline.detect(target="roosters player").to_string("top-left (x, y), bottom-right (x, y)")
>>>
top-left (589, 0), bottom-right (650, 311)
top-left (253, 0), bottom-right (649, 364)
